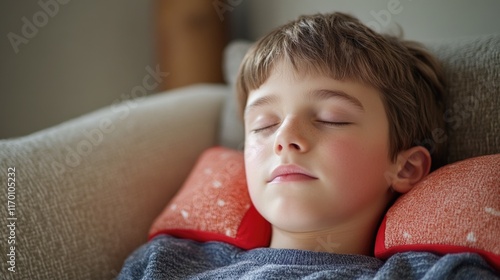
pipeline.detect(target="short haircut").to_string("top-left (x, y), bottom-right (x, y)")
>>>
top-left (236, 12), bottom-right (447, 170)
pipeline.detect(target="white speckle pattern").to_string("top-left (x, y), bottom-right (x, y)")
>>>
top-left (485, 207), bottom-right (500, 217)
top-left (467, 232), bottom-right (477, 243)
top-left (403, 232), bottom-right (412, 239)
top-left (381, 154), bottom-right (500, 258)
top-left (149, 147), bottom-right (257, 241)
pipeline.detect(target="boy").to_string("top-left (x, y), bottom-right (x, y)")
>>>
top-left (119, 12), bottom-right (497, 279)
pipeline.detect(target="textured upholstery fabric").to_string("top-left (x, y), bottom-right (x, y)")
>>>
top-left (375, 154), bottom-right (500, 270)
top-left (425, 33), bottom-right (500, 163)
top-left (149, 147), bottom-right (271, 250)
top-left (0, 85), bottom-right (227, 279)
top-left (218, 40), bottom-right (252, 149)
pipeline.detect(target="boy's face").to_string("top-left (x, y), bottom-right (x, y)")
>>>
top-left (243, 62), bottom-right (396, 233)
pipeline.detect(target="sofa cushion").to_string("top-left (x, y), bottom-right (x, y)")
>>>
top-left (0, 85), bottom-right (228, 279)
top-left (219, 40), bottom-right (253, 149)
top-left (375, 153), bottom-right (500, 270)
top-left (424, 33), bottom-right (500, 163)
top-left (149, 146), bottom-right (271, 249)
top-left (149, 147), bottom-right (499, 269)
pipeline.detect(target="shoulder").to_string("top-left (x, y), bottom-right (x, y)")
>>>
top-left (135, 234), bottom-right (242, 262)
top-left (118, 235), bottom-right (241, 279)
top-left (377, 251), bottom-right (499, 279)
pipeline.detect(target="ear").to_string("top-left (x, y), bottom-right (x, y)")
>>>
top-left (390, 146), bottom-right (432, 194)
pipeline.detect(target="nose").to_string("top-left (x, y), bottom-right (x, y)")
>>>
top-left (274, 117), bottom-right (310, 155)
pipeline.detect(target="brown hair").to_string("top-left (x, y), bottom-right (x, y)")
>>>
top-left (236, 12), bottom-right (447, 170)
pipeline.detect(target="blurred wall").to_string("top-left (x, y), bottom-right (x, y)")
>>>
top-left (235, 0), bottom-right (500, 41)
top-left (0, 0), bottom-right (155, 139)
top-left (1, 0), bottom-right (499, 139)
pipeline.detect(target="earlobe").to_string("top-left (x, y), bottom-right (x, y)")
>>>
top-left (391, 146), bottom-right (431, 194)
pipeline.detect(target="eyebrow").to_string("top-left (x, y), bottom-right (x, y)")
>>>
top-left (244, 94), bottom-right (280, 116)
top-left (244, 88), bottom-right (365, 116)
top-left (308, 89), bottom-right (365, 111)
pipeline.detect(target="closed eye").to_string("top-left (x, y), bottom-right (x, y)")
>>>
top-left (252, 123), bottom-right (279, 133)
top-left (317, 121), bottom-right (352, 126)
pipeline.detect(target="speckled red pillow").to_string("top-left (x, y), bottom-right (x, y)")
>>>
top-left (149, 146), bottom-right (271, 249)
top-left (375, 153), bottom-right (500, 270)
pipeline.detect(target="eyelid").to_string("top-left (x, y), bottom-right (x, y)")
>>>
top-left (251, 123), bottom-right (279, 133)
top-left (247, 114), bottom-right (280, 133)
top-left (315, 109), bottom-right (354, 126)
top-left (316, 106), bottom-right (356, 122)
top-left (317, 120), bottom-right (352, 126)
top-left (316, 113), bottom-right (350, 123)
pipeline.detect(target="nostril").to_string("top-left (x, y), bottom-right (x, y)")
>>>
top-left (290, 143), bottom-right (300, 150)
top-left (277, 144), bottom-right (283, 152)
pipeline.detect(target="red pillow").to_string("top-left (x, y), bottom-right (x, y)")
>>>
top-left (149, 147), bottom-right (271, 249)
top-left (150, 146), bottom-right (499, 267)
top-left (375, 154), bottom-right (500, 270)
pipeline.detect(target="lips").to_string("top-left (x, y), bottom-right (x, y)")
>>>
top-left (267, 164), bottom-right (318, 183)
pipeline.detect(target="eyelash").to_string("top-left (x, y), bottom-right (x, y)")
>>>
top-left (252, 121), bottom-right (351, 134)
top-left (318, 121), bottom-right (352, 127)
top-left (252, 124), bottom-right (278, 134)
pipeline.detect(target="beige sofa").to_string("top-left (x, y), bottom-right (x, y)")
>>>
top-left (1, 34), bottom-right (499, 279)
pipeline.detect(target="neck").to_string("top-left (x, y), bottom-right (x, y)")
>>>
top-left (269, 218), bottom-right (381, 256)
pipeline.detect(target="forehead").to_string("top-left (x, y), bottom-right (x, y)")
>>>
top-left (245, 57), bottom-right (377, 98)
top-left (247, 60), bottom-right (377, 99)
top-left (245, 64), bottom-right (385, 115)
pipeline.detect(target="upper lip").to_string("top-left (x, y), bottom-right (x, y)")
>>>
top-left (267, 164), bottom-right (317, 182)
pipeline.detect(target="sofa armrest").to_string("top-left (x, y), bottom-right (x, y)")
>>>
top-left (0, 84), bottom-right (228, 279)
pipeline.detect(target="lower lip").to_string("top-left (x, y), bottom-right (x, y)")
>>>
top-left (269, 174), bottom-right (317, 183)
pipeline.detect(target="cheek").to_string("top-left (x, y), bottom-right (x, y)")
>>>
top-left (324, 139), bottom-right (364, 178)
top-left (244, 133), bottom-right (275, 165)
top-left (244, 139), bottom-right (266, 163)
top-left (322, 136), bottom-right (390, 184)
top-left (244, 140), bottom-right (268, 212)
top-left (321, 137), bottom-right (391, 214)
top-left (244, 138), bottom-right (268, 188)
